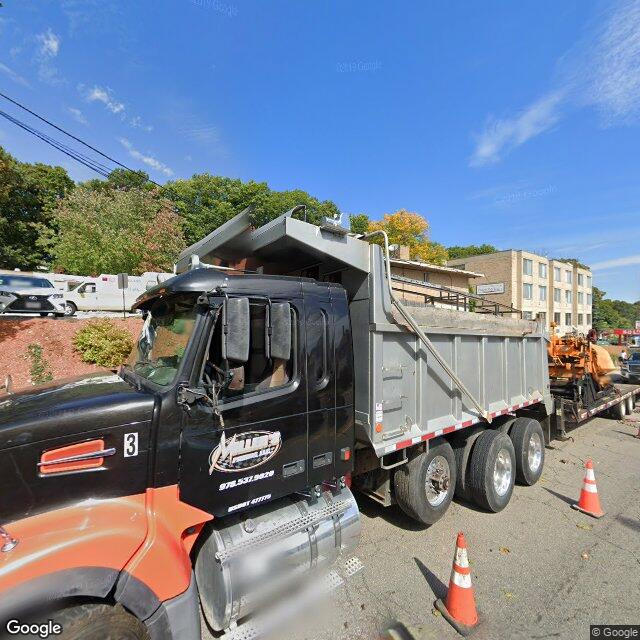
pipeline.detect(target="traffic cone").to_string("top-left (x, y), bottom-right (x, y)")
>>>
top-left (571, 459), bottom-right (605, 518)
top-left (434, 532), bottom-right (479, 636)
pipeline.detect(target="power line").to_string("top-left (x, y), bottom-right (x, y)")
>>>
top-left (0, 90), bottom-right (152, 182)
top-left (0, 109), bottom-right (112, 178)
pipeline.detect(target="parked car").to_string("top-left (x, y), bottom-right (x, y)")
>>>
top-left (621, 351), bottom-right (640, 383)
top-left (0, 274), bottom-right (66, 317)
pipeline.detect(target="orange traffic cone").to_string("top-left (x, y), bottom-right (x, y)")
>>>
top-left (571, 459), bottom-right (605, 518)
top-left (434, 532), bottom-right (479, 636)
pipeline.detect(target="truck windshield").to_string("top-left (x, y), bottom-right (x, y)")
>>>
top-left (127, 294), bottom-right (198, 386)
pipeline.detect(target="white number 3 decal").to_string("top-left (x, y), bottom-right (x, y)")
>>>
top-left (124, 432), bottom-right (139, 457)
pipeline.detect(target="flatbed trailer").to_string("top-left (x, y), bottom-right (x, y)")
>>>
top-left (552, 382), bottom-right (640, 438)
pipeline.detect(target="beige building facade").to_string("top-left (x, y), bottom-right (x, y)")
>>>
top-left (389, 258), bottom-right (483, 310)
top-left (447, 251), bottom-right (593, 335)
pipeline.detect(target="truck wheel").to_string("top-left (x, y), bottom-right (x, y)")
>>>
top-left (393, 440), bottom-right (456, 525)
top-left (613, 400), bottom-right (626, 420)
top-left (54, 603), bottom-right (149, 640)
top-left (468, 430), bottom-right (515, 513)
top-left (451, 427), bottom-right (483, 500)
top-left (65, 302), bottom-right (77, 317)
top-left (625, 396), bottom-right (634, 415)
top-left (509, 417), bottom-right (545, 486)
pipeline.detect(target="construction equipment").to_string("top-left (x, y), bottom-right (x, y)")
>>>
top-left (548, 326), bottom-right (617, 410)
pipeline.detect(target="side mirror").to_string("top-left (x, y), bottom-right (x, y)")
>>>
top-left (268, 302), bottom-right (291, 360)
top-left (222, 298), bottom-right (250, 363)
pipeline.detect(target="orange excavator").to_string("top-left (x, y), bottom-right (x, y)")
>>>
top-left (548, 325), bottom-right (617, 409)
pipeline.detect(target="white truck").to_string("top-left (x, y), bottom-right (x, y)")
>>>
top-left (64, 272), bottom-right (172, 315)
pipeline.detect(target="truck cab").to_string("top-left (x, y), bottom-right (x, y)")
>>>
top-left (0, 266), bottom-right (360, 639)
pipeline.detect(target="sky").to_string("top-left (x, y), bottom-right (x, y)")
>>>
top-left (0, 0), bottom-right (639, 301)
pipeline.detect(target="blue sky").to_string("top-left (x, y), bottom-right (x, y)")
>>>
top-left (1, 0), bottom-right (639, 301)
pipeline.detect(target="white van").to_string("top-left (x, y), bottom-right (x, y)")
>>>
top-left (64, 272), bottom-right (171, 315)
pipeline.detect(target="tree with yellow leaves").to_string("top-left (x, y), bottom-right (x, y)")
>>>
top-left (366, 209), bottom-right (448, 265)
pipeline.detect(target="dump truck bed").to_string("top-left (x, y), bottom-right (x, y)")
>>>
top-left (176, 208), bottom-right (553, 457)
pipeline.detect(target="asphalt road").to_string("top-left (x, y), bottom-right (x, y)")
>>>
top-left (202, 412), bottom-right (640, 640)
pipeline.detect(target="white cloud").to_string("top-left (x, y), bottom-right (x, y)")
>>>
top-left (85, 85), bottom-right (125, 114)
top-left (470, 0), bottom-right (640, 166)
top-left (585, 0), bottom-right (640, 124)
top-left (0, 62), bottom-right (30, 87)
top-left (118, 137), bottom-right (173, 177)
top-left (68, 107), bottom-right (88, 125)
top-left (37, 29), bottom-right (60, 58)
top-left (470, 92), bottom-right (564, 166)
top-left (591, 254), bottom-right (640, 270)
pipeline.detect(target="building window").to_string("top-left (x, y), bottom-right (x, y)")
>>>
top-left (554, 267), bottom-right (561, 282)
top-left (523, 258), bottom-right (533, 276)
top-left (539, 263), bottom-right (547, 278)
top-left (587, 293), bottom-right (592, 305)
top-left (565, 290), bottom-right (572, 303)
top-left (554, 312), bottom-right (561, 325)
top-left (523, 311), bottom-right (533, 320)
top-left (578, 273), bottom-right (584, 287)
top-left (537, 312), bottom-right (546, 322)
top-left (587, 276), bottom-right (592, 289)
top-left (578, 313), bottom-right (584, 325)
top-left (587, 314), bottom-right (592, 325)
top-left (565, 313), bottom-right (572, 326)
top-left (539, 285), bottom-right (547, 301)
top-left (578, 291), bottom-right (584, 304)
top-left (523, 283), bottom-right (533, 299)
top-left (554, 288), bottom-right (561, 303)
top-left (565, 270), bottom-right (572, 284)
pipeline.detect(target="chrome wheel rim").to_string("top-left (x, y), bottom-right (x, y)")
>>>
top-left (528, 432), bottom-right (543, 473)
top-left (493, 449), bottom-right (512, 496)
top-left (425, 455), bottom-right (451, 507)
top-left (64, 304), bottom-right (74, 316)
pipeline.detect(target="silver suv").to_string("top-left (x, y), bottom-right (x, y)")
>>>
top-left (0, 274), bottom-right (66, 318)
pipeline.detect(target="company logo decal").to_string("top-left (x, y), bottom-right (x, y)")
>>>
top-left (209, 430), bottom-right (281, 474)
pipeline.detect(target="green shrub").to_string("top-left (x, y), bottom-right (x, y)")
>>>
top-left (27, 343), bottom-right (53, 385)
top-left (73, 319), bottom-right (134, 368)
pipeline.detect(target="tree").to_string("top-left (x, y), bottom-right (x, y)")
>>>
top-left (367, 209), bottom-right (449, 265)
top-left (349, 213), bottom-right (370, 235)
top-left (49, 186), bottom-right (185, 275)
top-left (447, 244), bottom-right (498, 259)
top-left (0, 146), bottom-right (74, 269)
top-left (84, 168), bottom-right (152, 193)
top-left (592, 287), bottom-right (633, 330)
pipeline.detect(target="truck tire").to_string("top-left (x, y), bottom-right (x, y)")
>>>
top-left (451, 427), bottom-right (483, 500)
top-left (53, 603), bottom-right (149, 640)
top-left (468, 430), bottom-right (515, 513)
top-left (625, 396), bottom-right (634, 415)
top-left (393, 440), bottom-right (456, 525)
top-left (65, 301), bottom-right (77, 317)
top-left (509, 417), bottom-right (545, 486)
top-left (613, 400), bottom-right (626, 420)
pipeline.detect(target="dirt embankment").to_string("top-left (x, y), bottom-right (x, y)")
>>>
top-left (0, 318), bottom-right (142, 392)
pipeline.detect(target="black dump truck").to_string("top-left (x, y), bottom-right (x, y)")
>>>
top-left (1, 207), bottom-right (557, 639)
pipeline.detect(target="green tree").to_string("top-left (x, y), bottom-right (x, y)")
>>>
top-left (592, 287), bottom-right (633, 330)
top-left (163, 174), bottom-right (341, 245)
top-left (0, 146), bottom-right (74, 269)
top-left (49, 186), bottom-right (185, 275)
top-left (349, 213), bottom-right (370, 235)
top-left (447, 244), bottom-right (498, 259)
top-left (84, 168), bottom-right (152, 193)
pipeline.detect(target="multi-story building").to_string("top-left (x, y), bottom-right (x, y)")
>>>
top-left (447, 251), bottom-right (593, 335)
